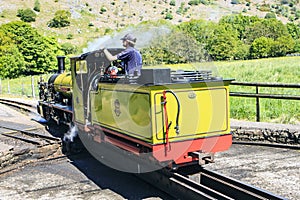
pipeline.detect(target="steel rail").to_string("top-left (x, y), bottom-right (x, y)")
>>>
top-left (0, 125), bottom-right (60, 143)
top-left (0, 98), bottom-right (37, 113)
top-left (1, 132), bottom-right (42, 145)
top-left (0, 98), bottom-right (36, 108)
top-left (200, 168), bottom-right (286, 200)
top-left (139, 167), bottom-right (287, 200)
top-left (232, 141), bottom-right (300, 150)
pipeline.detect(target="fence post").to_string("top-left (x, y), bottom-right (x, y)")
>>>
top-left (7, 80), bottom-right (10, 94)
top-left (31, 76), bottom-right (36, 99)
top-left (22, 79), bottom-right (25, 96)
top-left (256, 85), bottom-right (260, 122)
top-left (0, 78), bottom-right (2, 94)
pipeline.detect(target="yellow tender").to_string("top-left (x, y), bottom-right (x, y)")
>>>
top-left (89, 81), bottom-right (230, 145)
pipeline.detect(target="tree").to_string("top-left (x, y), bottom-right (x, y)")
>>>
top-left (271, 35), bottom-right (295, 56)
top-left (0, 31), bottom-right (26, 78)
top-left (141, 28), bottom-right (206, 65)
top-left (294, 39), bottom-right (300, 52)
top-left (178, 19), bottom-right (215, 44)
top-left (48, 10), bottom-right (71, 28)
top-left (206, 25), bottom-right (240, 60)
top-left (250, 37), bottom-right (274, 58)
top-left (17, 8), bottom-right (37, 22)
top-left (219, 14), bottom-right (260, 40)
top-left (0, 21), bottom-right (63, 77)
top-left (245, 18), bottom-right (290, 44)
top-left (286, 22), bottom-right (300, 40)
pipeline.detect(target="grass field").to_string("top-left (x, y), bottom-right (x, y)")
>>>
top-left (214, 56), bottom-right (300, 124)
top-left (0, 56), bottom-right (299, 124)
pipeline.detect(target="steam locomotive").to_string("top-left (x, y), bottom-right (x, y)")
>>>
top-left (37, 48), bottom-right (233, 173)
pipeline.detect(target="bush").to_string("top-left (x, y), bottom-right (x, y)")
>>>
top-left (265, 12), bottom-right (276, 19)
top-left (33, 0), bottom-right (41, 12)
top-left (188, 0), bottom-right (200, 6)
top-left (100, 6), bottom-right (107, 13)
top-left (61, 43), bottom-right (77, 55)
top-left (231, 0), bottom-right (240, 5)
top-left (165, 12), bottom-right (173, 20)
top-left (48, 10), bottom-right (71, 28)
top-left (17, 8), bottom-right (36, 22)
top-left (170, 0), bottom-right (176, 6)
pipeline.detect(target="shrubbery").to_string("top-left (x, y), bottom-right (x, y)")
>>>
top-left (17, 8), bottom-right (36, 22)
top-left (48, 10), bottom-right (71, 28)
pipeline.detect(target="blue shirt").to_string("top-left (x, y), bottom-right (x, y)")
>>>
top-left (117, 47), bottom-right (142, 75)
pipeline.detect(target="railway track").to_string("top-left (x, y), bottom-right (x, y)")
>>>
top-left (139, 167), bottom-right (286, 200)
top-left (0, 124), bottom-right (61, 146)
top-left (233, 140), bottom-right (300, 150)
top-left (0, 98), bottom-right (290, 199)
top-left (0, 97), bottom-right (37, 114)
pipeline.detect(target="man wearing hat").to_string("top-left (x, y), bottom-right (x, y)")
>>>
top-left (103, 33), bottom-right (142, 76)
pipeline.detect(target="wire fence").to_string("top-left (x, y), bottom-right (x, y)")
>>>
top-left (0, 75), bottom-right (51, 99)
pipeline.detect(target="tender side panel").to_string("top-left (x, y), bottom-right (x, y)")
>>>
top-left (90, 86), bottom-right (153, 142)
top-left (153, 86), bottom-right (230, 144)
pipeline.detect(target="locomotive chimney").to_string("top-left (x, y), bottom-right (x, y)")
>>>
top-left (57, 56), bottom-right (66, 74)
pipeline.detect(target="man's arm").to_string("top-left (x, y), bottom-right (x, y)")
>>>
top-left (103, 49), bottom-right (118, 61)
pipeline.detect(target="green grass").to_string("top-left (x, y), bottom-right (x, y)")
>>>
top-left (1, 56), bottom-right (299, 124)
top-left (214, 56), bottom-right (300, 124)
top-left (0, 74), bottom-right (51, 99)
top-left (165, 56), bottom-right (300, 124)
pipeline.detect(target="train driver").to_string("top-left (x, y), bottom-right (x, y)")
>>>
top-left (102, 33), bottom-right (142, 76)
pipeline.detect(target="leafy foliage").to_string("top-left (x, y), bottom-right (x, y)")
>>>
top-left (16, 8), bottom-right (37, 22)
top-left (206, 25), bottom-right (240, 60)
top-left (48, 10), bottom-right (71, 28)
top-left (265, 12), bottom-right (276, 19)
top-left (141, 29), bottom-right (206, 65)
top-left (250, 37), bottom-right (274, 58)
top-left (61, 42), bottom-right (78, 55)
top-left (0, 32), bottom-right (25, 78)
top-left (219, 14), bottom-right (260, 40)
top-left (34, 0), bottom-right (41, 12)
top-left (0, 21), bottom-right (63, 78)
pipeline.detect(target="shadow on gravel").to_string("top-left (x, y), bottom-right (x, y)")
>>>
top-left (44, 122), bottom-right (171, 200)
top-left (67, 151), bottom-right (171, 200)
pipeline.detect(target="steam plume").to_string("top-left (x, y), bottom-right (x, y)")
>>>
top-left (82, 25), bottom-right (172, 53)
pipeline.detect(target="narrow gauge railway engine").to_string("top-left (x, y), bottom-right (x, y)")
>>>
top-left (37, 48), bottom-right (233, 173)
top-left (38, 56), bottom-right (72, 124)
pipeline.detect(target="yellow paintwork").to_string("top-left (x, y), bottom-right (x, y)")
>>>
top-left (88, 81), bottom-right (230, 145)
top-left (53, 72), bottom-right (72, 97)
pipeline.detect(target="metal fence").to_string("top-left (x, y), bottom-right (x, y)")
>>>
top-left (1, 77), bottom-right (300, 122)
top-left (0, 76), bottom-right (37, 99)
top-left (230, 81), bottom-right (300, 122)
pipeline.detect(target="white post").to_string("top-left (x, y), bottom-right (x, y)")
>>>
top-left (31, 76), bottom-right (35, 99)
top-left (7, 80), bottom-right (10, 94)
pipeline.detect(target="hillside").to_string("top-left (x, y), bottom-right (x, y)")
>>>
top-left (0, 0), bottom-right (299, 49)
